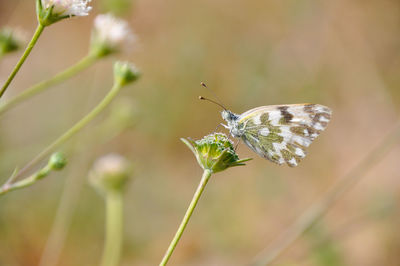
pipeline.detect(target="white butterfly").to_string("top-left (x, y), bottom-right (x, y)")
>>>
top-left (219, 104), bottom-right (332, 167)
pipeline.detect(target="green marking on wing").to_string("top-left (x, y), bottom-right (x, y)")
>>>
top-left (239, 114), bottom-right (285, 163)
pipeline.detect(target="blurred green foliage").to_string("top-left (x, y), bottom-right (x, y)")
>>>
top-left (100, 0), bottom-right (134, 16)
top-left (307, 224), bottom-right (344, 266)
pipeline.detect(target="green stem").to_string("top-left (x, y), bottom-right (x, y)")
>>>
top-left (0, 54), bottom-right (98, 115)
top-left (160, 169), bottom-right (212, 266)
top-left (101, 192), bottom-right (124, 266)
top-left (6, 80), bottom-right (124, 185)
top-left (0, 23), bottom-right (45, 98)
top-left (0, 165), bottom-right (50, 196)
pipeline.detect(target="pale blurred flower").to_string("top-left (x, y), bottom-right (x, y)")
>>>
top-left (89, 153), bottom-right (132, 193)
top-left (41, 0), bottom-right (92, 17)
top-left (90, 13), bottom-right (135, 57)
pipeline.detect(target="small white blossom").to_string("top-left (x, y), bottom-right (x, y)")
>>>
top-left (91, 13), bottom-right (135, 55)
top-left (41, 0), bottom-right (92, 17)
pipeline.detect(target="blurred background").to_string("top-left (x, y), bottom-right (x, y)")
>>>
top-left (1, 0), bottom-right (400, 265)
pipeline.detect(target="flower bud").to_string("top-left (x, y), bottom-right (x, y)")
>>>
top-left (48, 152), bottom-right (68, 170)
top-left (35, 152), bottom-right (67, 179)
top-left (0, 27), bottom-right (26, 56)
top-left (113, 61), bottom-right (140, 86)
top-left (90, 13), bottom-right (136, 57)
top-left (89, 153), bottom-right (132, 194)
top-left (182, 133), bottom-right (251, 173)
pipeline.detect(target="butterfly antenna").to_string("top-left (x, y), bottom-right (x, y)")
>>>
top-left (199, 96), bottom-right (227, 111)
top-left (200, 82), bottom-right (227, 110)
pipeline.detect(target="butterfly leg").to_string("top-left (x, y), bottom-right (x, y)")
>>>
top-left (234, 138), bottom-right (242, 151)
top-left (212, 123), bottom-right (222, 133)
top-left (221, 123), bottom-right (229, 129)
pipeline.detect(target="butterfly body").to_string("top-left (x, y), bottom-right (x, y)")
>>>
top-left (221, 104), bottom-right (332, 167)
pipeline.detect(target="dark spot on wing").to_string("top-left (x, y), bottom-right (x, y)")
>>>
top-left (312, 112), bottom-right (330, 129)
top-left (260, 113), bottom-right (269, 124)
top-left (277, 106), bottom-right (293, 124)
top-left (312, 113), bottom-right (322, 123)
top-left (304, 104), bottom-right (316, 113)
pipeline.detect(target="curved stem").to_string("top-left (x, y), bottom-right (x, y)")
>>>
top-left (101, 192), bottom-right (124, 266)
top-left (0, 23), bottom-right (45, 98)
top-left (160, 169), bottom-right (212, 266)
top-left (0, 165), bottom-right (51, 196)
top-left (0, 54), bottom-right (98, 115)
top-left (6, 80), bottom-right (124, 185)
top-left (251, 122), bottom-right (400, 266)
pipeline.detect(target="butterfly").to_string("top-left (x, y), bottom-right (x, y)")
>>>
top-left (199, 82), bottom-right (332, 167)
top-left (218, 104), bottom-right (332, 167)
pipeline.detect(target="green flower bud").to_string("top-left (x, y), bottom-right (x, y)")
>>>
top-left (89, 153), bottom-right (132, 194)
top-left (182, 133), bottom-right (252, 173)
top-left (0, 27), bottom-right (26, 56)
top-left (113, 61), bottom-right (141, 86)
top-left (48, 152), bottom-right (68, 170)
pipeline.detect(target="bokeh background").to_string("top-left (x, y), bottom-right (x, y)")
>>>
top-left (1, 0), bottom-right (400, 265)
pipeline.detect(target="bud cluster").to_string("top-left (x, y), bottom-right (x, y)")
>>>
top-left (182, 133), bottom-right (251, 173)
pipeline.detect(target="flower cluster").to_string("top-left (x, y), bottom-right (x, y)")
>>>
top-left (182, 133), bottom-right (252, 173)
top-left (91, 13), bottom-right (135, 57)
top-left (41, 0), bottom-right (92, 17)
top-left (37, 0), bottom-right (92, 26)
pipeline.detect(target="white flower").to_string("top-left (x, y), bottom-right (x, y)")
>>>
top-left (92, 13), bottom-right (135, 53)
top-left (41, 0), bottom-right (92, 17)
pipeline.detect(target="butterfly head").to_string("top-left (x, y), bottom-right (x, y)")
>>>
top-left (221, 110), bottom-right (243, 137)
top-left (221, 110), bottom-right (238, 123)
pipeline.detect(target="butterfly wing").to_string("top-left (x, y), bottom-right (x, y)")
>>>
top-left (237, 104), bottom-right (332, 167)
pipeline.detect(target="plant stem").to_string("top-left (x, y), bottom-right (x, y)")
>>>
top-left (5, 80), bottom-right (124, 185)
top-left (0, 54), bottom-right (98, 115)
top-left (0, 23), bottom-right (45, 98)
top-left (101, 192), bottom-right (124, 266)
top-left (0, 165), bottom-right (50, 196)
top-left (39, 105), bottom-right (135, 266)
top-left (160, 169), bottom-right (212, 266)
top-left (251, 122), bottom-right (400, 266)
